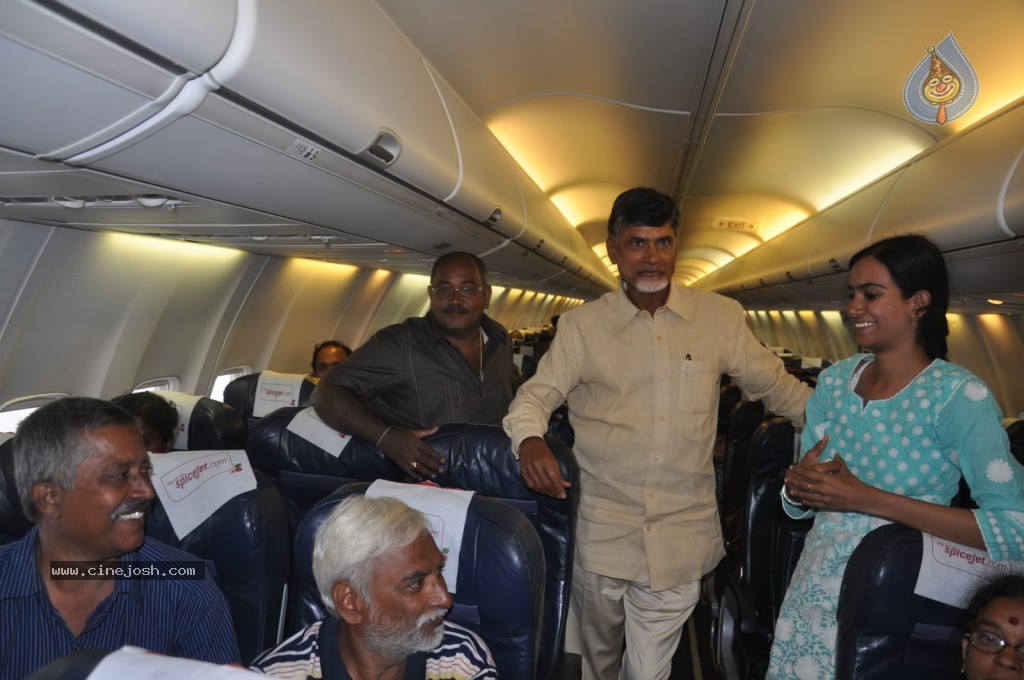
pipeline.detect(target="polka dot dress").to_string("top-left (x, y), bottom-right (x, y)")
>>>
top-left (768, 355), bottom-right (1024, 679)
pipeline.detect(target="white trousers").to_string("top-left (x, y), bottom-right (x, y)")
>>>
top-left (565, 563), bottom-right (700, 680)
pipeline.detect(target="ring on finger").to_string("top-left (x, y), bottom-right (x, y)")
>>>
top-left (411, 461), bottom-right (419, 470)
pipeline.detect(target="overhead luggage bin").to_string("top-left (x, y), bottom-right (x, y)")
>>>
top-left (874, 103), bottom-right (1024, 247)
top-left (206, 0), bottom-right (461, 202)
top-left (429, 68), bottom-right (526, 232)
top-left (0, 0), bottom-right (234, 158)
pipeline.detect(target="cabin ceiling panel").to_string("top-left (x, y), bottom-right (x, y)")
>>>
top-left (377, 0), bottom-right (713, 113)
top-left (720, 0), bottom-right (1024, 127)
top-left (691, 109), bottom-right (935, 225)
top-left (379, 0), bottom-right (1024, 299)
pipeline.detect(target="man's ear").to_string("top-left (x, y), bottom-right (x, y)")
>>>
top-left (332, 580), bottom-right (367, 625)
top-left (31, 482), bottom-right (62, 520)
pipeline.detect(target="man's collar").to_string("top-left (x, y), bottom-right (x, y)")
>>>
top-left (425, 312), bottom-right (507, 345)
top-left (319, 617), bottom-right (429, 680)
top-left (0, 526), bottom-right (140, 602)
top-left (608, 283), bottom-right (691, 332)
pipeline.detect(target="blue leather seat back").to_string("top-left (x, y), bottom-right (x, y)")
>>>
top-left (245, 406), bottom-right (402, 530)
top-left (719, 399), bottom-right (765, 565)
top-left (1007, 419), bottom-right (1024, 466)
top-left (222, 372), bottom-right (316, 432)
top-left (743, 417), bottom-right (795, 631)
top-left (425, 424), bottom-right (578, 680)
top-left (835, 524), bottom-right (964, 680)
top-left (146, 470), bottom-right (290, 665)
top-left (0, 437), bottom-right (32, 545)
top-left (291, 483), bottom-right (546, 679)
top-left (184, 396), bottom-right (246, 450)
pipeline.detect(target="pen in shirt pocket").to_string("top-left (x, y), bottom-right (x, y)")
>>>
top-left (685, 354), bottom-right (692, 374)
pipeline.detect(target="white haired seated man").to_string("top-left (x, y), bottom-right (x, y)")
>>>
top-left (250, 495), bottom-right (496, 680)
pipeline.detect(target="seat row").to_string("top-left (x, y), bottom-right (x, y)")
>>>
top-left (0, 378), bottom-right (582, 680)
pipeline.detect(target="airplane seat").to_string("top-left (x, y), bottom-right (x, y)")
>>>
top-left (424, 424), bottom-right (581, 680)
top-left (714, 382), bottom-right (743, 503)
top-left (718, 399), bottom-right (766, 566)
top-left (546, 403), bottom-right (575, 448)
top-left (162, 392), bottom-right (246, 451)
top-left (0, 437), bottom-right (32, 545)
top-left (834, 523), bottom-right (964, 680)
top-left (289, 482), bottom-right (546, 679)
top-left (222, 371), bottom-right (316, 433)
top-left (145, 469), bottom-right (290, 665)
top-left (244, 406), bottom-right (402, 530)
top-left (1006, 418), bottom-right (1024, 465)
top-left (713, 416), bottom-right (797, 679)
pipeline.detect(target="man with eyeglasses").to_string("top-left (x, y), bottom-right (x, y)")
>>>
top-left (312, 252), bottom-right (515, 479)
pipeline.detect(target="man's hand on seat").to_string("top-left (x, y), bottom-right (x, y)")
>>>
top-left (518, 437), bottom-right (571, 499)
top-left (379, 426), bottom-right (444, 480)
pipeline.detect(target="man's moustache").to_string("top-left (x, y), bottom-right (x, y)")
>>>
top-left (110, 499), bottom-right (151, 521)
top-left (442, 305), bottom-right (469, 314)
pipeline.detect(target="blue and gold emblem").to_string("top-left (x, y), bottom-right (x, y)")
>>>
top-left (904, 33), bottom-right (978, 125)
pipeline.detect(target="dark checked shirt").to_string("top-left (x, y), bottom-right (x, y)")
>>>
top-left (0, 527), bottom-right (239, 679)
top-left (325, 313), bottom-right (515, 429)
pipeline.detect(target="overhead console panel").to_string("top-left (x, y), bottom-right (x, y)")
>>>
top-left (0, 0), bottom-right (231, 158)
top-left (207, 0), bottom-right (460, 201)
top-left (0, 0), bottom-right (612, 297)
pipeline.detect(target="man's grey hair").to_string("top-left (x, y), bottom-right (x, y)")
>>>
top-left (313, 495), bottom-right (432, 616)
top-left (13, 397), bottom-right (136, 519)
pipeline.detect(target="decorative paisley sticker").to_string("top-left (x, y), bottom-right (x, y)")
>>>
top-left (904, 33), bottom-right (979, 125)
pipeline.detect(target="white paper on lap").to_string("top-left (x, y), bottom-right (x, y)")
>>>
top-left (253, 371), bottom-right (307, 417)
top-left (87, 645), bottom-right (261, 679)
top-left (366, 479), bottom-right (474, 594)
top-left (149, 450), bottom-right (257, 540)
top-left (915, 533), bottom-right (1024, 608)
top-left (286, 406), bottom-right (352, 457)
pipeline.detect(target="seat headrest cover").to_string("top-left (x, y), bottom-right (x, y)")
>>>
top-left (157, 392), bottom-right (205, 450)
top-left (285, 407), bottom-right (353, 457)
top-left (148, 450), bottom-right (257, 539)
top-left (87, 646), bottom-right (257, 680)
top-left (366, 480), bottom-right (474, 593)
top-left (253, 371), bottom-right (309, 417)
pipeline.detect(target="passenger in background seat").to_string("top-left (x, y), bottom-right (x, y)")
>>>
top-left (504, 187), bottom-right (811, 680)
top-left (0, 397), bottom-right (239, 679)
top-left (770, 235), bottom-right (1024, 678)
top-left (110, 391), bottom-right (178, 453)
top-left (309, 340), bottom-right (352, 383)
top-left (961, 574), bottom-right (1024, 680)
top-left (311, 252), bottom-right (515, 481)
top-left (251, 495), bottom-right (496, 679)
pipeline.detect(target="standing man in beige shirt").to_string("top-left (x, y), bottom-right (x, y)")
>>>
top-left (503, 187), bottom-right (811, 680)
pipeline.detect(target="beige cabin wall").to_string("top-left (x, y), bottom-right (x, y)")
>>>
top-left (745, 308), bottom-right (1024, 418)
top-left (0, 221), bottom-right (577, 405)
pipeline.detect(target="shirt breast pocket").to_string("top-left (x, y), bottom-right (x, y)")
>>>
top-left (678, 359), bottom-right (719, 414)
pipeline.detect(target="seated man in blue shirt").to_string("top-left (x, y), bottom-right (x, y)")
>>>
top-left (0, 397), bottom-right (239, 679)
top-left (251, 495), bottom-right (496, 679)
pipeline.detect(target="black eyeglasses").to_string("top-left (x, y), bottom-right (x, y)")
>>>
top-left (965, 630), bottom-right (1024, 662)
top-left (428, 285), bottom-right (485, 298)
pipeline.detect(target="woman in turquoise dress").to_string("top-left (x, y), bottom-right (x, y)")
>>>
top-left (767, 235), bottom-right (1024, 679)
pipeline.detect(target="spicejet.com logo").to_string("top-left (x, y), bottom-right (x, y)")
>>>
top-left (261, 383), bottom-right (295, 404)
top-left (160, 453), bottom-right (235, 502)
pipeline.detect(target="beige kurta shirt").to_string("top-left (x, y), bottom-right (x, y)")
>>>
top-left (504, 284), bottom-right (811, 591)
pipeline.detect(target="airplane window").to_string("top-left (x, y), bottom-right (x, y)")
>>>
top-left (0, 393), bottom-right (69, 434)
top-left (210, 367), bottom-right (251, 403)
top-left (133, 377), bottom-right (181, 393)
